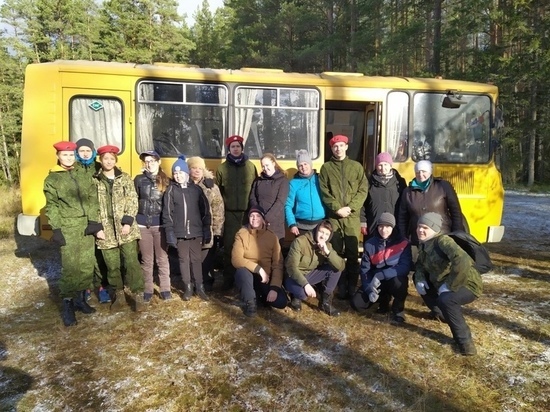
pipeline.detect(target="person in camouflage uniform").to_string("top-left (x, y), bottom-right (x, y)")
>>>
top-left (43, 141), bottom-right (103, 327)
top-left (73, 138), bottom-right (110, 303)
top-left (215, 135), bottom-right (257, 290)
top-left (188, 156), bottom-right (225, 291)
top-left (319, 134), bottom-right (368, 300)
top-left (94, 145), bottom-right (144, 312)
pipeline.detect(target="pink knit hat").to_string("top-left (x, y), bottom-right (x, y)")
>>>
top-left (375, 152), bottom-right (393, 166)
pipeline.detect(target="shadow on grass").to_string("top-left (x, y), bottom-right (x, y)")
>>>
top-left (0, 340), bottom-right (34, 411)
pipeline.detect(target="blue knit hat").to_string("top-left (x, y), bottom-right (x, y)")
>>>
top-left (172, 155), bottom-right (189, 175)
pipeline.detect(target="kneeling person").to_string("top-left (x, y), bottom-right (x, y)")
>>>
top-left (414, 212), bottom-right (482, 356)
top-left (284, 220), bottom-right (344, 317)
top-left (351, 212), bottom-right (412, 323)
top-left (232, 206), bottom-right (288, 317)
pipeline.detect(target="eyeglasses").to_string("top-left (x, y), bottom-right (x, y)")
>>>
top-left (143, 159), bottom-right (158, 164)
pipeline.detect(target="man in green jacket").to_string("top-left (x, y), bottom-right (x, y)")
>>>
top-left (414, 212), bottom-right (483, 356)
top-left (319, 134), bottom-right (368, 299)
top-left (216, 135), bottom-right (258, 289)
top-left (284, 220), bottom-right (345, 316)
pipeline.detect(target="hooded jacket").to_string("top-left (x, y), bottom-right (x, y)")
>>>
top-left (249, 170), bottom-right (289, 239)
top-left (285, 170), bottom-right (325, 228)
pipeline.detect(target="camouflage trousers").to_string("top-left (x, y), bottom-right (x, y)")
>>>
top-left (101, 240), bottom-right (144, 293)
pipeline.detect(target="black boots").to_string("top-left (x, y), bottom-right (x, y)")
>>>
top-left (183, 284), bottom-right (193, 301)
top-left (319, 292), bottom-right (340, 317)
top-left (195, 284), bottom-right (209, 301)
top-left (73, 290), bottom-right (97, 314)
top-left (62, 298), bottom-right (77, 327)
top-left (289, 296), bottom-right (302, 311)
top-left (243, 299), bottom-right (257, 317)
top-left (458, 340), bottom-right (477, 356)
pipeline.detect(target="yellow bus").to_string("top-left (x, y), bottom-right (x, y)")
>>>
top-left (17, 60), bottom-right (505, 243)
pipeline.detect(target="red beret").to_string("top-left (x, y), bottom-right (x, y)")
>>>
top-left (97, 145), bottom-right (120, 156)
top-left (225, 135), bottom-right (244, 147)
top-left (329, 135), bottom-right (349, 147)
top-left (53, 141), bottom-right (77, 152)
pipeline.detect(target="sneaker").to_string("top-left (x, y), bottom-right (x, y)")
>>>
top-left (85, 289), bottom-right (92, 302)
top-left (144, 292), bottom-right (154, 303)
top-left (243, 299), bottom-right (257, 317)
top-left (160, 291), bottom-right (172, 300)
top-left (98, 287), bottom-right (111, 304)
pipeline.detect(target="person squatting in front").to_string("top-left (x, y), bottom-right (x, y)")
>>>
top-left (414, 212), bottom-right (482, 356)
top-left (284, 220), bottom-right (344, 317)
top-left (351, 212), bottom-right (412, 323)
top-left (163, 156), bottom-right (212, 301)
top-left (94, 145), bottom-right (145, 312)
top-left (231, 206), bottom-right (288, 317)
top-left (44, 141), bottom-right (104, 326)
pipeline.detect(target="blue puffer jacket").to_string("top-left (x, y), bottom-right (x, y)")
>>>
top-left (359, 230), bottom-right (412, 292)
top-left (284, 171), bottom-right (326, 228)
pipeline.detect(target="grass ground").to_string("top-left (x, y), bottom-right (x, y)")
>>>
top-left (1, 188), bottom-right (549, 411)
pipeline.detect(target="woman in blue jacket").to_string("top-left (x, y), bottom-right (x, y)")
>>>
top-left (285, 150), bottom-right (325, 236)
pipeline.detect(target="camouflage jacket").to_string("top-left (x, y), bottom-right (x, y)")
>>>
top-left (94, 167), bottom-right (140, 249)
top-left (195, 170), bottom-right (225, 247)
top-left (43, 164), bottom-right (99, 230)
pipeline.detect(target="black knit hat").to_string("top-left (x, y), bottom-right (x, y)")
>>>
top-left (248, 205), bottom-right (266, 220)
top-left (76, 138), bottom-right (95, 151)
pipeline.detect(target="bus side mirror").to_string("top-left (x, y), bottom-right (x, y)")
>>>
top-left (442, 92), bottom-right (468, 109)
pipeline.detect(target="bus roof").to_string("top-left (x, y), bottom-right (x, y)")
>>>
top-left (29, 60), bottom-right (498, 94)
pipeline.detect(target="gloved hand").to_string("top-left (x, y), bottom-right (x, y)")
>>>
top-left (415, 281), bottom-right (429, 296)
top-left (366, 273), bottom-right (383, 303)
top-left (438, 283), bottom-right (451, 295)
top-left (165, 229), bottom-right (177, 248)
top-left (202, 229), bottom-right (212, 246)
top-left (51, 229), bottom-right (66, 246)
top-left (84, 221), bottom-right (103, 236)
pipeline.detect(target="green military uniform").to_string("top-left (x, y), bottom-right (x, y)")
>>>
top-left (216, 158), bottom-right (257, 285)
top-left (319, 156), bottom-right (368, 296)
top-left (44, 165), bottom-right (99, 298)
top-left (95, 168), bottom-right (143, 293)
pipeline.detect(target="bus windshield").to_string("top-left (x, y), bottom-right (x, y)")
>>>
top-left (412, 93), bottom-right (492, 164)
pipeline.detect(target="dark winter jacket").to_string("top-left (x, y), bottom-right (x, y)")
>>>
top-left (359, 230), bottom-right (412, 292)
top-left (162, 181), bottom-right (212, 241)
top-left (415, 234), bottom-right (482, 297)
top-left (249, 170), bottom-right (289, 239)
top-left (215, 156), bottom-right (257, 212)
top-left (134, 171), bottom-right (164, 228)
top-left (360, 169), bottom-right (406, 232)
top-left (397, 177), bottom-right (464, 245)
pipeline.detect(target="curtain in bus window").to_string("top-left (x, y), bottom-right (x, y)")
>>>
top-left (234, 88), bottom-right (258, 156)
top-left (138, 84), bottom-right (155, 152)
top-left (306, 92), bottom-right (319, 158)
top-left (70, 98), bottom-right (123, 149)
top-left (386, 92), bottom-right (409, 162)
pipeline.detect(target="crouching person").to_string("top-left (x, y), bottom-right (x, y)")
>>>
top-left (414, 212), bottom-right (482, 356)
top-left (351, 213), bottom-right (412, 323)
top-left (284, 220), bottom-right (344, 317)
top-left (232, 206), bottom-right (288, 317)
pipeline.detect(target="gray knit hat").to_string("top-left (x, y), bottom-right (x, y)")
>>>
top-left (418, 212), bottom-right (443, 232)
top-left (296, 149), bottom-right (313, 168)
top-left (377, 212), bottom-right (396, 228)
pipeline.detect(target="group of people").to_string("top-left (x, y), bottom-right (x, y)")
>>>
top-left (44, 133), bottom-right (483, 355)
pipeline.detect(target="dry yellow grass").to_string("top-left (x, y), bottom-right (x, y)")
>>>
top-left (1, 188), bottom-right (549, 411)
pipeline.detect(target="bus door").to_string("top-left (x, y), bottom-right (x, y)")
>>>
top-left (325, 101), bottom-right (381, 173)
top-left (63, 89), bottom-right (132, 174)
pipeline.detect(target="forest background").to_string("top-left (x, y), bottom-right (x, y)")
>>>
top-left (0, 0), bottom-right (548, 188)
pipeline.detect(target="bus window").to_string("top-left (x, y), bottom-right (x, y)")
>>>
top-left (70, 97), bottom-right (123, 149)
top-left (413, 93), bottom-right (491, 164)
top-left (386, 91), bottom-right (409, 162)
top-left (235, 86), bottom-right (319, 159)
top-left (137, 81), bottom-right (228, 158)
